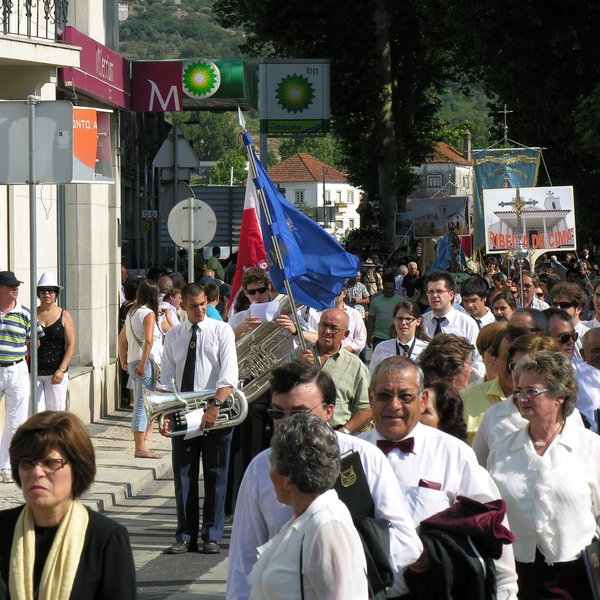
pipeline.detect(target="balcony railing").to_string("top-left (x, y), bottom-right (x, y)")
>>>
top-left (1, 0), bottom-right (68, 41)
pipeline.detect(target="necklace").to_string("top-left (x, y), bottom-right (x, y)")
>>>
top-left (530, 422), bottom-right (563, 448)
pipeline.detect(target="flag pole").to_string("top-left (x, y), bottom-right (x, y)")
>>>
top-left (239, 113), bottom-right (308, 351)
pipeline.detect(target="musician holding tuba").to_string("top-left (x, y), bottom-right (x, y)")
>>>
top-left (159, 282), bottom-right (238, 556)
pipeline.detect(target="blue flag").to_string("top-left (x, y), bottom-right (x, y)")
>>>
top-left (472, 147), bottom-right (540, 250)
top-left (243, 132), bottom-right (360, 310)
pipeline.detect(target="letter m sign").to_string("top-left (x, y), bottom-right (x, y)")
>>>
top-left (131, 61), bottom-right (183, 112)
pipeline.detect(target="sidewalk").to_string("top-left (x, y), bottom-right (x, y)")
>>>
top-left (0, 409), bottom-right (173, 512)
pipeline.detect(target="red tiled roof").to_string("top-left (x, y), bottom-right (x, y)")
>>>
top-left (268, 153), bottom-right (347, 183)
top-left (428, 141), bottom-right (470, 165)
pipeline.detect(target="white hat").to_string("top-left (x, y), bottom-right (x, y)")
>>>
top-left (37, 272), bottom-right (64, 292)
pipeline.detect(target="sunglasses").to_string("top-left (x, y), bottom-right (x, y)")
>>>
top-left (246, 285), bottom-right (269, 296)
top-left (535, 292), bottom-right (545, 298)
top-left (38, 288), bottom-right (59, 294)
top-left (552, 301), bottom-right (575, 310)
top-left (556, 331), bottom-right (578, 344)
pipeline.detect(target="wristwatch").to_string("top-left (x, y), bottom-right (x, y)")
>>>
top-left (211, 398), bottom-right (224, 408)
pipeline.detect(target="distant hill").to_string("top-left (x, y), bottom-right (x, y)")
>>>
top-left (119, 0), bottom-right (245, 60)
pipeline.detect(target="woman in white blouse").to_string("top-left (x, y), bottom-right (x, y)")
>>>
top-left (487, 350), bottom-right (600, 599)
top-left (369, 300), bottom-right (430, 375)
top-left (248, 413), bottom-right (367, 600)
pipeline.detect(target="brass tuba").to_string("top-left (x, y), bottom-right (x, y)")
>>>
top-left (235, 296), bottom-right (297, 403)
top-left (143, 386), bottom-right (248, 437)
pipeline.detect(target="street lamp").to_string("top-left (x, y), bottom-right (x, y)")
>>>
top-left (322, 166), bottom-right (329, 228)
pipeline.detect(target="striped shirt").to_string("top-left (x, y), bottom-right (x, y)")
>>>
top-left (0, 302), bottom-right (43, 362)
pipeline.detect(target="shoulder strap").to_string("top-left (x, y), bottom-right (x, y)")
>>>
top-left (299, 533), bottom-right (305, 600)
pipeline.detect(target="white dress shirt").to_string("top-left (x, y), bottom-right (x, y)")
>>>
top-left (473, 307), bottom-right (496, 328)
top-left (361, 423), bottom-right (518, 599)
top-left (473, 397), bottom-right (584, 467)
top-left (488, 417), bottom-right (600, 564)
top-left (582, 316), bottom-right (600, 329)
top-left (226, 431), bottom-right (423, 600)
top-left (421, 306), bottom-right (485, 379)
top-left (340, 304), bottom-right (367, 354)
top-left (574, 320), bottom-right (590, 360)
top-left (247, 489), bottom-right (367, 600)
top-left (572, 357), bottom-right (600, 430)
top-left (369, 337), bottom-right (429, 375)
top-left (160, 317), bottom-right (238, 392)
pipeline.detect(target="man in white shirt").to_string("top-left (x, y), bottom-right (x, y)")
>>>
top-left (549, 281), bottom-right (590, 359)
top-left (226, 361), bottom-right (422, 600)
top-left (460, 275), bottom-right (496, 329)
top-left (421, 271), bottom-right (485, 378)
top-left (582, 327), bottom-right (600, 371)
top-left (361, 356), bottom-right (518, 599)
top-left (517, 272), bottom-right (549, 310)
top-left (582, 279), bottom-right (600, 328)
top-left (394, 264), bottom-right (408, 295)
top-left (160, 283), bottom-right (238, 555)
top-left (335, 288), bottom-right (367, 355)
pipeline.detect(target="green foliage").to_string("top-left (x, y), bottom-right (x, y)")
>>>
top-left (278, 136), bottom-right (346, 170)
top-left (119, 0), bottom-right (245, 59)
top-left (210, 149), bottom-right (247, 184)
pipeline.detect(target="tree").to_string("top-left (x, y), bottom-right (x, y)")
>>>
top-left (213, 0), bottom-right (456, 248)
top-left (278, 136), bottom-right (346, 170)
top-left (210, 149), bottom-right (247, 184)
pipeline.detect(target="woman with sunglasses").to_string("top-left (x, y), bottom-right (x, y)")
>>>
top-left (35, 273), bottom-right (76, 412)
top-left (368, 300), bottom-right (430, 375)
top-left (487, 351), bottom-right (600, 600)
top-left (0, 411), bottom-right (136, 599)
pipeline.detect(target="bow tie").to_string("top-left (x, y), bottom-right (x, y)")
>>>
top-left (377, 437), bottom-right (415, 455)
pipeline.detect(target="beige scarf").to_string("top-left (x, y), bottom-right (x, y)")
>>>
top-left (9, 500), bottom-right (89, 600)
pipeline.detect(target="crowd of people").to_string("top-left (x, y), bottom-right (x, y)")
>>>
top-left (3, 243), bottom-right (600, 598)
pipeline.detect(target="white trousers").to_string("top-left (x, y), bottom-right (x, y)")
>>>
top-left (36, 374), bottom-right (69, 412)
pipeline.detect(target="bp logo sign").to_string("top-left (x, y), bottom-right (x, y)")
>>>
top-left (182, 60), bottom-right (221, 99)
top-left (275, 74), bottom-right (315, 113)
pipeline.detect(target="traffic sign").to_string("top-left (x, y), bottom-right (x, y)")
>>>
top-left (167, 199), bottom-right (217, 249)
top-left (142, 209), bottom-right (158, 221)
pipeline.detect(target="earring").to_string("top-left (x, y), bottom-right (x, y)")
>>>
top-left (283, 482), bottom-right (291, 490)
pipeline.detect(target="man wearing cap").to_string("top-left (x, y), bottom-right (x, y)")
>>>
top-left (0, 271), bottom-right (44, 483)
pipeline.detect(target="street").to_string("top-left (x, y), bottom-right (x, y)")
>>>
top-left (104, 473), bottom-right (230, 599)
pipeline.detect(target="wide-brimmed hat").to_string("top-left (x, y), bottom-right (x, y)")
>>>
top-left (37, 272), bottom-right (64, 292)
top-left (0, 271), bottom-right (22, 287)
top-left (362, 258), bottom-right (375, 268)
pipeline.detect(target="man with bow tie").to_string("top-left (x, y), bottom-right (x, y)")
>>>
top-left (360, 356), bottom-right (518, 599)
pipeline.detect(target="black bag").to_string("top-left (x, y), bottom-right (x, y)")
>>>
top-left (334, 450), bottom-right (394, 599)
top-left (582, 540), bottom-right (600, 600)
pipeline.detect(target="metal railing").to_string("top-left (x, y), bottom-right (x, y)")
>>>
top-left (1, 0), bottom-right (68, 40)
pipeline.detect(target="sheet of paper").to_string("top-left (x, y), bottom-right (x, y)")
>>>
top-left (183, 408), bottom-right (205, 440)
top-left (249, 298), bottom-right (280, 322)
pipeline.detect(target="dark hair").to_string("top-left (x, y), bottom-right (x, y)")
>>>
top-left (242, 267), bottom-right (271, 289)
top-left (10, 411), bottom-right (96, 498)
top-left (181, 282), bottom-right (205, 301)
top-left (382, 273), bottom-right (395, 285)
top-left (520, 271), bottom-right (540, 286)
top-left (489, 325), bottom-right (530, 358)
top-left (389, 299), bottom-right (431, 341)
top-left (491, 272), bottom-right (505, 284)
top-left (549, 281), bottom-right (588, 308)
top-left (425, 380), bottom-right (467, 441)
top-left (491, 291), bottom-right (517, 311)
top-left (543, 306), bottom-right (573, 326)
top-left (271, 413), bottom-right (340, 494)
top-left (511, 307), bottom-right (548, 333)
top-left (123, 277), bottom-right (141, 303)
top-left (270, 361), bottom-right (337, 407)
top-left (204, 282), bottom-right (220, 303)
top-left (485, 257), bottom-right (500, 268)
top-left (163, 287), bottom-right (181, 302)
top-left (130, 278), bottom-right (160, 319)
top-left (460, 275), bottom-right (489, 299)
top-left (426, 271), bottom-right (455, 292)
top-left (507, 333), bottom-right (560, 371)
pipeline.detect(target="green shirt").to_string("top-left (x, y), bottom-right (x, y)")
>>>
top-left (369, 293), bottom-right (405, 340)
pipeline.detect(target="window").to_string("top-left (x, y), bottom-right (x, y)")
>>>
top-left (349, 219), bottom-right (355, 229)
top-left (347, 190), bottom-right (355, 203)
top-left (336, 190), bottom-right (342, 203)
top-left (426, 174), bottom-right (443, 188)
top-left (295, 190), bottom-right (305, 203)
top-left (462, 176), bottom-right (470, 189)
top-left (324, 190), bottom-right (331, 202)
top-left (335, 220), bottom-right (343, 229)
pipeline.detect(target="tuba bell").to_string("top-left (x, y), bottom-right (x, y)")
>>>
top-left (143, 386), bottom-right (248, 437)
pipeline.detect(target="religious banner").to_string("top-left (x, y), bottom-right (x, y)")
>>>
top-left (410, 196), bottom-right (469, 238)
top-left (483, 186), bottom-right (576, 254)
top-left (472, 147), bottom-right (541, 249)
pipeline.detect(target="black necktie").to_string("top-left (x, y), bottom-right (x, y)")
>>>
top-left (397, 342), bottom-right (409, 357)
top-left (377, 438), bottom-right (415, 455)
top-left (433, 317), bottom-right (444, 336)
top-left (475, 318), bottom-right (482, 330)
top-left (181, 324), bottom-right (198, 392)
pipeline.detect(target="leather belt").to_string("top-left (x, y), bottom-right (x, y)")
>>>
top-left (0, 358), bottom-right (25, 367)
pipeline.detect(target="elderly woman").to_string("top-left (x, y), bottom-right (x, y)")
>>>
top-left (369, 300), bottom-right (430, 374)
top-left (118, 278), bottom-right (163, 459)
top-left (487, 351), bottom-right (600, 599)
top-left (0, 411), bottom-right (136, 599)
top-left (248, 413), bottom-right (367, 599)
top-left (35, 273), bottom-right (76, 412)
top-left (418, 333), bottom-right (475, 390)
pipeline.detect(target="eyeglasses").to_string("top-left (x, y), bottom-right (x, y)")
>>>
top-left (552, 301), bottom-right (575, 310)
top-left (318, 322), bottom-right (343, 334)
top-left (426, 289), bottom-right (449, 297)
top-left (372, 390), bottom-right (422, 405)
top-left (38, 288), bottom-right (59, 295)
top-left (512, 387), bottom-right (550, 400)
top-left (535, 292), bottom-right (545, 298)
top-left (556, 331), bottom-right (578, 344)
top-left (267, 401), bottom-right (325, 420)
top-left (19, 458), bottom-right (67, 472)
top-left (246, 285), bottom-right (269, 296)
top-left (394, 316), bottom-right (416, 324)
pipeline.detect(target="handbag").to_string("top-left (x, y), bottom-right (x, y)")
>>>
top-left (128, 313), bottom-right (161, 389)
top-left (582, 540), bottom-right (600, 600)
